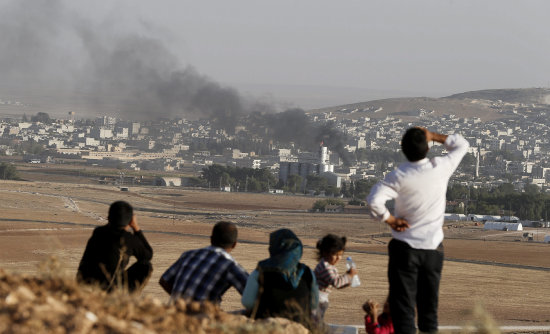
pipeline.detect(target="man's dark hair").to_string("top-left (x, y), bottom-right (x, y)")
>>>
top-left (401, 127), bottom-right (429, 162)
top-left (211, 221), bottom-right (238, 249)
top-left (108, 201), bottom-right (134, 228)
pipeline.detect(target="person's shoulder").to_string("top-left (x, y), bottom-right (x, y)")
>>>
top-left (180, 247), bottom-right (206, 257)
top-left (91, 224), bottom-right (110, 236)
top-left (313, 259), bottom-right (326, 271)
top-left (208, 246), bottom-right (239, 262)
top-left (300, 263), bottom-right (315, 276)
top-left (300, 262), bottom-right (313, 270)
top-left (383, 165), bottom-right (406, 182)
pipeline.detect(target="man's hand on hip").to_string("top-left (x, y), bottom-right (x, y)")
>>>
top-left (385, 215), bottom-right (409, 232)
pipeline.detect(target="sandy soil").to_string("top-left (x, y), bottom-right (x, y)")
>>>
top-left (0, 179), bottom-right (549, 328)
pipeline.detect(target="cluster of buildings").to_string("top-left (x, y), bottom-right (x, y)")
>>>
top-left (0, 97), bottom-right (549, 194)
top-left (329, 101), bottom-right (550, 192)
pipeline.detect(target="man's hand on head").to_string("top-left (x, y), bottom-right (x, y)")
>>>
top-left (385, 215), bottom-right (409, 232)
top-left (129, 215), bottom-right (140, 232)
top-left (416, 127), bottom-right (432, 143)
top-left (418, 127), bottom-right (448, 144)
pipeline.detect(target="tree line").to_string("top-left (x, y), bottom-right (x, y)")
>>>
top-left (201, 165), bottom-right (277, 192)
top-left (447, 183), bottom-right (550, 221)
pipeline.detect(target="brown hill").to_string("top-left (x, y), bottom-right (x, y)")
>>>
top-left (446, 88), bottom-right (550, 104)
top-left (309, 88), bottom-right (550, 122)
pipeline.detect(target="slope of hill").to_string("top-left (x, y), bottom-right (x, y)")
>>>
top-left (309, 88), bottom-right (550, 122)
top-left (446, 88), bottom-right (550, 105)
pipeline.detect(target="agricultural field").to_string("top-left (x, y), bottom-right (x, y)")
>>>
top-left (0, 176), bottom-right (548, 328)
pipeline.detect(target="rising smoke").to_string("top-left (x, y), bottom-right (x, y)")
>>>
top-left (0, 0), bottom-right (245, 129)
top-left (250, 109), bottom-right (350, 165)
top-left (0, 0), bottom-right (349, 162)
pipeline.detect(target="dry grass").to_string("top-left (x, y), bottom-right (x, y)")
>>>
top-left (0, 259), bottom-right (309, 334)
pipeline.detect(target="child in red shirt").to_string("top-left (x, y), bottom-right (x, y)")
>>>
top-left (363, 298), bottom-right (394, 334)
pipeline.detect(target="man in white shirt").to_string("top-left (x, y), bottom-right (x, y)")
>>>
top-left (367, 127), bottom-right (469, 334)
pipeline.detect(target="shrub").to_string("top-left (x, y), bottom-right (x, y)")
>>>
top-left (312, 199), bottom-right (345, 212)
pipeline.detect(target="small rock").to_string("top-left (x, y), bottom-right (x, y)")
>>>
top-left (85, 311), bottom-right (98, 323)
top-left (5, 286), bottom-right (36, 305)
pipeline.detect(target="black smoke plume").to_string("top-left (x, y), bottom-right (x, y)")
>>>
top-left (0, 0), bottom-right (245, 131)
top-left (247, 109), bottom-right (350, 165)
top-left (0, 0), bottom-right (349, 161)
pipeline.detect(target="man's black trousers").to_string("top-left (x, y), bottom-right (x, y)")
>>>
top-left (388, 239), bottom-right (444, 334)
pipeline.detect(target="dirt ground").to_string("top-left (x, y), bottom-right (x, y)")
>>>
top-left (0, 179), bottom-right (549, 328)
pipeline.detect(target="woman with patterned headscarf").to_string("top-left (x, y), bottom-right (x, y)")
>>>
top-left (242, 228), bottom-right (319, 329)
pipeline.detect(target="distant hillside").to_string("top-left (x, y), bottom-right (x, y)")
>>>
top-left (446, 88), bottom-right (550, 105)
top-left (309, 96), bottom-right (508, 122)
top-left (309, 88), bottom-right (550, 122)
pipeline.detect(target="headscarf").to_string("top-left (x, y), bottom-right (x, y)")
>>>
top-left (257, 228), bottom-right (305, 289)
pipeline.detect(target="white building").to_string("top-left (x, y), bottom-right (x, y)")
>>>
top-left (483, 222), bottom-right (523, 231)
top-left (91, 127), bottom-right (113, 139)
top-left (85, 137), bottom-right (101, 147)
top-left (444, 213), bottom-right (467, 221)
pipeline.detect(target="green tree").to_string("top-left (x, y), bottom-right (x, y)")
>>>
top-left (201, 164), bottom-right (277, 192)
top-left (459, 153), bottom-right (476, 173)
top-left (348, 199), bottom-right (364, 206)
top-left (287, 174), bottom-right (303, 193)
top-left (220, 172), bottom-right (234, 187)
top-left (446, 184), bottom-right (469, 201)
top-left (0, 163), bottom-right (18, 180)
top-left (354, 179), bottom-right (378, 199)
top-left (247, 177), bottom-right (262, 192)
top-left (306, 175), bottom-right (329, 194)
top-left (496, 183), bottom-right (515, 195)
top-left (325, 185), bottom-right (338, 197)
top-left (312, 198), bottom-right (345, 211)
top-left (524, 184), bottom-right (541, 195)
top-left (185, 177), bottom-right (207, 187)
top-left (340, 182), bottom-right (349, 197)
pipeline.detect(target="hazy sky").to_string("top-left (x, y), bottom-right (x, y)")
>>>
top-left (99, 1), bottom-right (550, 91)
top-left (2, 0), bottom-right (550, 109)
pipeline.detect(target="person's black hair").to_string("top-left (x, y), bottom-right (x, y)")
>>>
top-left (401, 127), bottom-right (429, 162)
top-left (316, 234), bottom-right (346, 261)
top-left (108, 201), bottom-right (133, 228)
top-left (211, 221), bottom-right (238, 249)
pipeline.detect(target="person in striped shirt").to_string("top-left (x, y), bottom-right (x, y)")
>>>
top-left (159, 221), bottom-right (249, 304)
top-left (313, 234), bottom-right (357, 319)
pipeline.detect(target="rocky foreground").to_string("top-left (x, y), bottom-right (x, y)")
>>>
top-left (0, 268), bottom-right (308, 334)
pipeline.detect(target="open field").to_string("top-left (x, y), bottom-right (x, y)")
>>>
top-left (0, 179), bottom-right (549, 329)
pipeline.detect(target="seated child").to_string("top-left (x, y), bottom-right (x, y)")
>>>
top-left (313, 234), bottom-right (357, 319)
top-left (363, 298), bottom-right (394, 334)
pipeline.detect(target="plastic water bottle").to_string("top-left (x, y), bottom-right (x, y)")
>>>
top-left (346, 256), bottom-right (361, 287)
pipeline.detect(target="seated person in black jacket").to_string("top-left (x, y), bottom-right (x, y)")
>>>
top-left (77, 201), bottom-right (153, 293)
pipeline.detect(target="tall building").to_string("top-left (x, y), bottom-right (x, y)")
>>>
top-left (475, 146), bottom-right (480, 178)
top-left (279, 145), bottom-right (335, 185)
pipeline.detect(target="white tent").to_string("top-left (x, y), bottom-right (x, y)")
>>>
top-left (467, 214), bottom-right (485, 222)
top-left (444, 213), bottom-right (467, 221)
top-left (484, 221), bottom-right (523, 231)
top-left (544, 235), bottom-right (550, 244)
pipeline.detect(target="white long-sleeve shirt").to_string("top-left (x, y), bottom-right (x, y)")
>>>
top-left (367, 134), bottom-right (470, 250)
